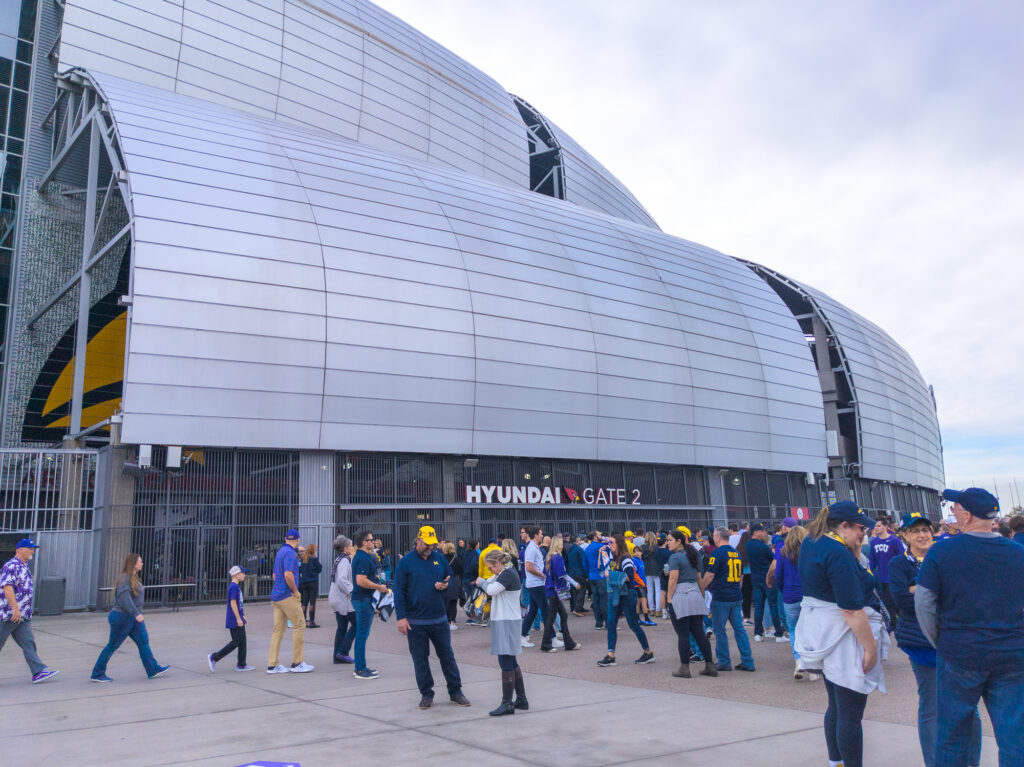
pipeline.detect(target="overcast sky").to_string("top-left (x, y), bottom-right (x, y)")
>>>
top-left (377, 0), bottom-right (1024, 500)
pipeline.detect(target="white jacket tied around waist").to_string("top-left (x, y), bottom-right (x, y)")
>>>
top-left (794, 595), bottom-right (890, 695)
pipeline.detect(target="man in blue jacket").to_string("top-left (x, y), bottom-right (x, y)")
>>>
top-left (566, 534), bottom-right (589, 616)
top-left (394, 526), bottom-right (471, 710)
top-left (584, 531), bottom-right (607, 629)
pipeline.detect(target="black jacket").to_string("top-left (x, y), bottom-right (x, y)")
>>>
top-left (889, 552), bottom-right (930, 650)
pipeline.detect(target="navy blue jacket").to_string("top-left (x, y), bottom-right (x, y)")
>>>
top-left (566, 543), bottom-right (588, 578)
top-left (889, 552), bottom-right (930, 650)
top-left (393, 548), bottom-right (453, 624)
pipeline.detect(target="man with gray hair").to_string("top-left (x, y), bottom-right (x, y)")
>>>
top-left (700, 527), bottom-right (755, 671)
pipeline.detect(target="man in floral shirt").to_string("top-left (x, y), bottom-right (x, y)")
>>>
top-left (1, 539), bottom-right (59, 683)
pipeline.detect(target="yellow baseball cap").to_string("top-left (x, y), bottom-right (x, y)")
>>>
top-left (418, 525), bottom-right (439, 545)
top-left (676, 525), bottom-right (692, 538)
top-left (625, 530), bottom-right (635, 538)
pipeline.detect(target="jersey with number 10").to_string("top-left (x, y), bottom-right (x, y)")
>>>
top-left (707, 544), bottom-right (743, 602)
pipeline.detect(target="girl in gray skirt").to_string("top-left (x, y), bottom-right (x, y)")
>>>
top-left (476, 549), bottom-right (529, 716)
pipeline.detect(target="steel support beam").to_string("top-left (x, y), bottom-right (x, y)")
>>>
top-left (39, 105), bottom-right (98, 188)
top-left (68, 119), bottom-right (102, 436)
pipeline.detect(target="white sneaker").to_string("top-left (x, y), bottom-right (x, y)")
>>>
top-left (776, 636), bottom-right (789, 643)
top-left (449, 623), bottom-right (458, 631)
top-left (754, 634), bottom-right (763, 643)
top-left (289, 662), bottom-right (314, 673)
top-left (207, 654), bottom-right (217, 672)
top-left (235, 665), bottom-right (255, 672)
top-left (521, 637), bottom-right (535, 648)
top-left (267, 665), bottom-right (290, 674)
top-left (552, 638), bottom-right (565, 648)
top-left (808, 672), bottom-right (821, 682)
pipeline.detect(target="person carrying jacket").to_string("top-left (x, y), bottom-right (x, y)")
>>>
top-left (565, 535), bottom-right (589, 616)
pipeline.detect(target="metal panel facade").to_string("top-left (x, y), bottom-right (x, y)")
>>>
top-left (85, 71), bottom-right (826, 473)
top-left (55, 0), bottom-right (667, 228)
top-left (796, 283), bottom-right (943, 490)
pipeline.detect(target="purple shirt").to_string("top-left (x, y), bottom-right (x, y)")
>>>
top-left (0, 557), bottom-right (33, 621)
top-left (225, 581), bottom-right (245, 629)
top-left (774, 549), bottom-right (802, 604)
top-left (868, 535), bottom-right (905, 583)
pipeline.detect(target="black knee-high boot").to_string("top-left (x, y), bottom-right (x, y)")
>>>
top-left (489, 671), bottom-right (516, 716)
top-left (513, 667), bottom-right (529, 710)
top-left (308, 604), bottom-right (317, 627)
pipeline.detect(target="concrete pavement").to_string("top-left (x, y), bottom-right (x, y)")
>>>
top-left (2, 603), bottom-right (999, 767)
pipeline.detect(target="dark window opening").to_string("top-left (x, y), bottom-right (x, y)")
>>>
top-left (512, 95), bottom-right (565, 200)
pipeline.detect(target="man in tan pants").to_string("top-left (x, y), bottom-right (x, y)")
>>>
top-left (267, 529), bottom-right (313, 674)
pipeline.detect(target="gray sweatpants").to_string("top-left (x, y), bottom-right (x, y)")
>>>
top-left (0, 619), bottom-right (46, 675)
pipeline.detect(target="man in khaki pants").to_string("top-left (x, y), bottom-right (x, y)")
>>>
top-left (267, 529), bottom-right (313, 674)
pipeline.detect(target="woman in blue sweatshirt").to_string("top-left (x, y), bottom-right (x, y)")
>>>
top-left (890, 513), bottom-right (982, 767)
top-left (540, 535), bottom-right (581, 653)
top-left (773, 525), bottom-right (817, 681)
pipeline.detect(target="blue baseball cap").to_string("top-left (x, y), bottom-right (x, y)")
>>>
top-left (827, 500), bottom-right (875, 528)
top-left (942, 488), bottom-right (999, 519)
top-left (900, 512), bottom-right (931, 530)
top-left (15, 538), bottom-right (40, 549)
top-left (285, 529), bottom-right (300, 540)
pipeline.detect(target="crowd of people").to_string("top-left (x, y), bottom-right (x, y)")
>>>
top-left (2, 487), bottom-right (1022, 765)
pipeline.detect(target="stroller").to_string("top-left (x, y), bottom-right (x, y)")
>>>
top-left (464, 584), bottom-right (490, 625)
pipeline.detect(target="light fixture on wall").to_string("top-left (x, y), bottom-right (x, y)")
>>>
top-left (463, 458), bottom-right (479, 469)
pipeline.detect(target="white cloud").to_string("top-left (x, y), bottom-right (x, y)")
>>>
top-left (374, 0), bottom-right (1024, 483)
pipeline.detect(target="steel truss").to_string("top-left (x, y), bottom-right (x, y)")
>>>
top-left (31, 70), bottom-right (133, 440)
top-left (512, 95), bottom-right (565, 200)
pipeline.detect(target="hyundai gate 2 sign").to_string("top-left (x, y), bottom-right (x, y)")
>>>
top-left (465, 485), bottom-right (641, 505)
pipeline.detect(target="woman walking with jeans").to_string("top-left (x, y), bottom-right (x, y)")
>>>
top-left (774, 525), bottom-right (818, 681)
top-left (597, 534), bottom-right (654, 667)
top-left (91, 554), bottom-right (169, 682)
top-left (329, 536), bottom-right (357, 664)
top-left (540, 535), bottom-right (581, 653)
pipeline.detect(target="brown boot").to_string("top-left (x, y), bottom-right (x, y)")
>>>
top-left (700, 660), bottom-right (719, 677)
top-left (672, 664), bottom-right (691, 678)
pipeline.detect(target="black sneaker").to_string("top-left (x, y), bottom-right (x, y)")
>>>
top-left (449, 692), bottom-right (471, 707)
top-left (635, 651), bottom-right (655, 665)
top-left (597, 654), bottom-right (617, 667)
top-left (734, 663), bottom-right (756, 672)
top-left (419, 695), bottom-right (433, 709)
top-left (715, 663), bottom-right (733, 671)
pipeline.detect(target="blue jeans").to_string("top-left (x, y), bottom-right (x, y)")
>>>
top-left (352, 600), bottom-right (375, 672)
top-left (334, 610), bottom-right (356, 657)
top-left (911, 659), bottom-right (981, 767)
top-left (782, 601), bottom-right (801, 661)
top-left (92, 611), bottom-right (159, 677)
top-left (606, 588), bottom-right (649, 653)
top-left (521, 585), bottom-right (548, 637)
top-left (936, 658), bottom-right (1023, 767)
top-left (710, 599), bottom-right (754, 668)
top-left (406, 621), bottom-right (462, 698)
top-left (752, 580), bottom-right (783, 636)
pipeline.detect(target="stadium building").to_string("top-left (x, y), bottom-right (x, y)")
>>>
top-left (0, 0), bottom-right (943, 608)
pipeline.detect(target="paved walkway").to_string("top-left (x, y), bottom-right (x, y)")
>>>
top-left (3, 604), bottom-right (999, 767)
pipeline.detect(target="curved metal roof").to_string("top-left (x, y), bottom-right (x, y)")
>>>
top-left (753, 266), bottom-right (943, 490)
top-left (57, 0), bottom-right (658, 228)
top-left (86, 71), bottom-right (825, 472)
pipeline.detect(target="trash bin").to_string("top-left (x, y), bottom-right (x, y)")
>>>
top-left (35, 578), bottom-right (66, 616)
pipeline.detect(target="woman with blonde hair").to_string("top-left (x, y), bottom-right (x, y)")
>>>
top-left (91, 553), bottom-right (168, 682)
top-left (476, 548), bottom-right (529, 716)
top-left (500, 538), bottom-right (519, 573)
top-left (298, 543), bottom-right (322, 628)
top-left (774, 525), bottom-right (816, 680)
top-left (540, 535), bottom-right (581, 653)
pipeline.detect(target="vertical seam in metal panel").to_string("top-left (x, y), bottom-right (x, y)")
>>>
top-left (276, 141), bottom-right (329, 449)
top-left (272, 0), bottom-right (286, 119)
top-left (403, 164), bottom-right (481, 455)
